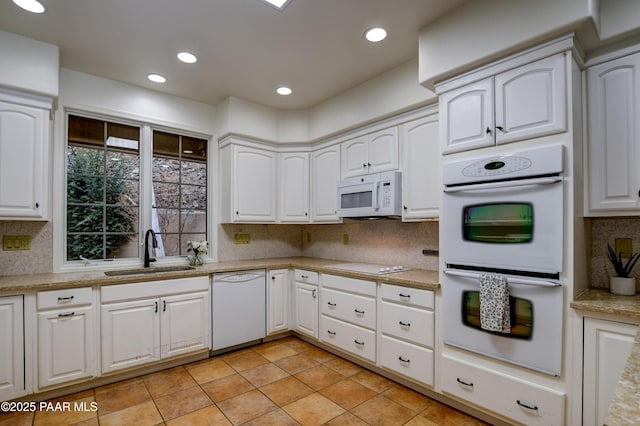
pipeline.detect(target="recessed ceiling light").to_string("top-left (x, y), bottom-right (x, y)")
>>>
top-left (261, 0), bottom-right (290, 10)
top-left (276, 86), bottom-right (292, 96)
top-left (177, 52), bottom-right (197, 64)
top-left (147, 73), bottom-right (167, 83)
top-left (365, 27), bottom-right (387, 43)
top-left (13, 0), bottom-right (45, 13)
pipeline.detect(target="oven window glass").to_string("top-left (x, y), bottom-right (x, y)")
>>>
top-left (463, 203), bottom-right (533, 243)
top-left (341, 191), bottom-right (372, 209)
top-left (461, 291), bottom-right (533, 339)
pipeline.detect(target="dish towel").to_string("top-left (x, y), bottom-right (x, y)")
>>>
top-left (479, 273), bottom-right (511, 333)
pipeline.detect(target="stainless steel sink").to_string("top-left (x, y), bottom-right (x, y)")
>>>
top-left (104, 265), bottom-right (196, 276)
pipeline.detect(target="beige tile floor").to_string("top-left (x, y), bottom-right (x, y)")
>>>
top-left (0, 336), bottom-right (489, 425)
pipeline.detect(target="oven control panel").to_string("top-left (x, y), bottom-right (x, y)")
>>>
top-left (462, 156), bottom-right (531, 177)
top-left (443, 144), bottom-right (563, 186)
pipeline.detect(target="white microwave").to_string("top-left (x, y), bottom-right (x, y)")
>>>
top-left (337, 171), bottom-right (402, 218)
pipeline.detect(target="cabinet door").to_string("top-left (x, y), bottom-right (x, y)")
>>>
top-left (279, 153), bottom-right (310, 222)
top-left (311, 145), bottom-right (341, 222)
top-left (583, 318), bottom-right (637, 426)
top-left (341, 136), bottom-right (368, 178)
top-left (0, 295), bottom-right (24, 401)
top-left (586, 52), bottom-right (640, 213)
top-left (0, 99), bottom-right (49, 219)
top-left (233, 145), bottom-right (277, 222)
top-left (38, 306), bottom-right (95, 388)
top-left (400, 115), bottom-right (440, 220)
top-left (161, 291), bottom-right (210, 358)
top-left (294, 281), bottom-right (318, 338)
top-left (267, 269), bottom-right (290, 334)
top-left (368, 127), bottom-right (399, 174)
top-left (101, 298), bottom-right (160, 373)
top-left (440, 77), bottom-right (494, 154)
top-left (495, 53), bottom-right (567, 145)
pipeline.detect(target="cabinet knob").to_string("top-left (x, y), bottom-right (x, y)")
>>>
top-left (362, 163), bottom-right (367, 168)
top-left (367, 162), bottom-right (371, 167)
top-left (35, 202), bottom-right (39, 208)
top-left (486, 127), bottom-right (492, 135)
top-left (403, 205), bottom-right (407, 210)
top-left (236, 211), bottom-right (239, 215)
top-left (496, 125), bottom-right (505, 132)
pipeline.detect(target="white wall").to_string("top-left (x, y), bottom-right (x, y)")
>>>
top-left (0, 30), bottom-right (59, 97)
top-left (418, 0), bottom-right (593, 89)
top-left (598, 0), bottom-right (640, 41)
top-left (216, 58), bottom-right (436, 144)
top-left (59, 69), bottom-right (216, 135)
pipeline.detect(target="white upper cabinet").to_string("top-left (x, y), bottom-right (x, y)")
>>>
top-left (341, 127), bottom-right (399, 178)
top-left (440, 53), bottom-right (567, 154)
top-left (311, 144), bottom-right (341, 223)
top-left (586, 51), bottom-right (640, 214)
top-left (400, 114), bottom-right (440, 220)
top-left (219, 143), bottom-right (277, 223)
top-left (0, 91), bottom-right (52, 220)
top-left (279, 152), bottom-right (310, 222)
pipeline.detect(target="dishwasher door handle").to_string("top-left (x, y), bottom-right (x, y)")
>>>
top-left (214, 274), bottom-right (263, 283)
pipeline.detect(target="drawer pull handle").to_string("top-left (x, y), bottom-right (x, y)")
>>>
top-left (301, 275), bottom-right (309, 279)
top-left (327, 330), bottom-right (337, 335)
top-left (398, 356), bottom-right (410, 364)
top-left (456, 378), bottom-right (473, 388)
top-left (58, 312), bottom-right (75, 318)
top-left (399, 293), bottom-right (411, 299)
top-left (516, 400), bottom-right (538, 412)
top-left (155, 301), bottom-right (158, 313)
top-left (354, 339), bottom-right (365, 346)
top-left (57, 296), bottom-right (75, 302)
top-left (163, 300), bottom-right (167, 312)
top-left (312, 289), bottom-right (317, 299)
top-left (328, 302), bottom-right (337, 307)
top-left (354, 309), bottom-right (365, 315)
top-left (399, 321), bottom-right (411, 327)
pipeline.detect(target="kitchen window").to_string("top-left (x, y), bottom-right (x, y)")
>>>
top-left (65, 114), bottom-right (208, 264)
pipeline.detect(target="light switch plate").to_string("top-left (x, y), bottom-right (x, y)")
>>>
top-left (233, 233), bottom-right (250, 244)
top-left (3, 235), bottom-right (31, 251)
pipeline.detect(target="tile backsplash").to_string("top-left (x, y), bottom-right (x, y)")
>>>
top-left (590, 217), bottom-right (640, 291)
top-left (0, 221), bottom-right (53, 275)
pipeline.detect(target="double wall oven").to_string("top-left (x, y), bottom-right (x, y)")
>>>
top-left (441, 145), bottom-right (564, 376)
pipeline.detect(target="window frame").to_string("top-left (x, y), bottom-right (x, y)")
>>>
top-left (56, 109), bottom-right (212, 271)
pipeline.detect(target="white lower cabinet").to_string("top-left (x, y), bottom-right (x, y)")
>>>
top-left (37, 287), bottom-right (96, 389)
top-left (320, 274), bottom-right (376, 362)
top-left (101, 277), bottom-right (210, 374)
top-left (378, 284), bottom-right (434, 386)
top-left (267, 269), bottom-right (290, 335)
top-left (582, 317), bottom-right (637, 426)
top-left (293, 270), bottom-right (318, 338)
top-left (440, 354), bottom-right (565, 426)
top-left (0, 295), bottom-right (25, 401)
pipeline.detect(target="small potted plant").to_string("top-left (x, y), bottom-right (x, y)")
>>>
top-left (607, 244), bottom-right (639, 295)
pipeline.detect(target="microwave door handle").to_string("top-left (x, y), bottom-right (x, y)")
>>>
top-left (372, 180), bottom-right (380, 210)
top-left (444, 176), bottom-right (562, 193)
top-left (443, 269), bottom-right (561, 287)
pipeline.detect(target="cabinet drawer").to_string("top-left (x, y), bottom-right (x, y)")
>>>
top-left (380, 284), bottom-right (433, 309)
top-left (379, 335), bottom-right (433, 386)
top-left (37, 287), bottom-right (92, 310)
top-left (321, 287), bottom-right (376, 329)
top-left (295, 269), bottom-right (318, 285)
top-left (321, 274), bottom-right (376, 296)
top-left (440, 354), bottom-right (564, 426)
top-left (101, 276), bottom-right (209, 303)
top-left (380, 301), bottom-right (434, 348)
top-left (320, 315), bottom-right (375, 362)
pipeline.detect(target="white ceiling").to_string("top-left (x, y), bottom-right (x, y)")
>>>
top-left (0, 0), bottom-right (468, 109)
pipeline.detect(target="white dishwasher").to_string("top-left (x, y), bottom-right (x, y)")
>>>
top-left (211, 270), bottom-right (266, 351)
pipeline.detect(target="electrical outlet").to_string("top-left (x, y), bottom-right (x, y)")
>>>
top-left (343, 234), bottom-right (349, 245)
top-left (3, 235), bottom-right (31, 251)
top-left (615, 238), bottom-right (633, 258)
top-left (233, 233), bottom-right (250, 244)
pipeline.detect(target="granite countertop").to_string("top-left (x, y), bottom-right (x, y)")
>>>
top-left (571, 288), bottom-right (640, 426)
top-left (0, 256), bottom-right (440, 293)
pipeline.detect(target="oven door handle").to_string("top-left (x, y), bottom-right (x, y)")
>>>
top-left (443, 269), bottom-right (561, 287)
top-left (443, 176), bottom-right (562, 193)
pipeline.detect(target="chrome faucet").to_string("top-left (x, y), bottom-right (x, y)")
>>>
top-left (144, 229), bottom-right (157, 267)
